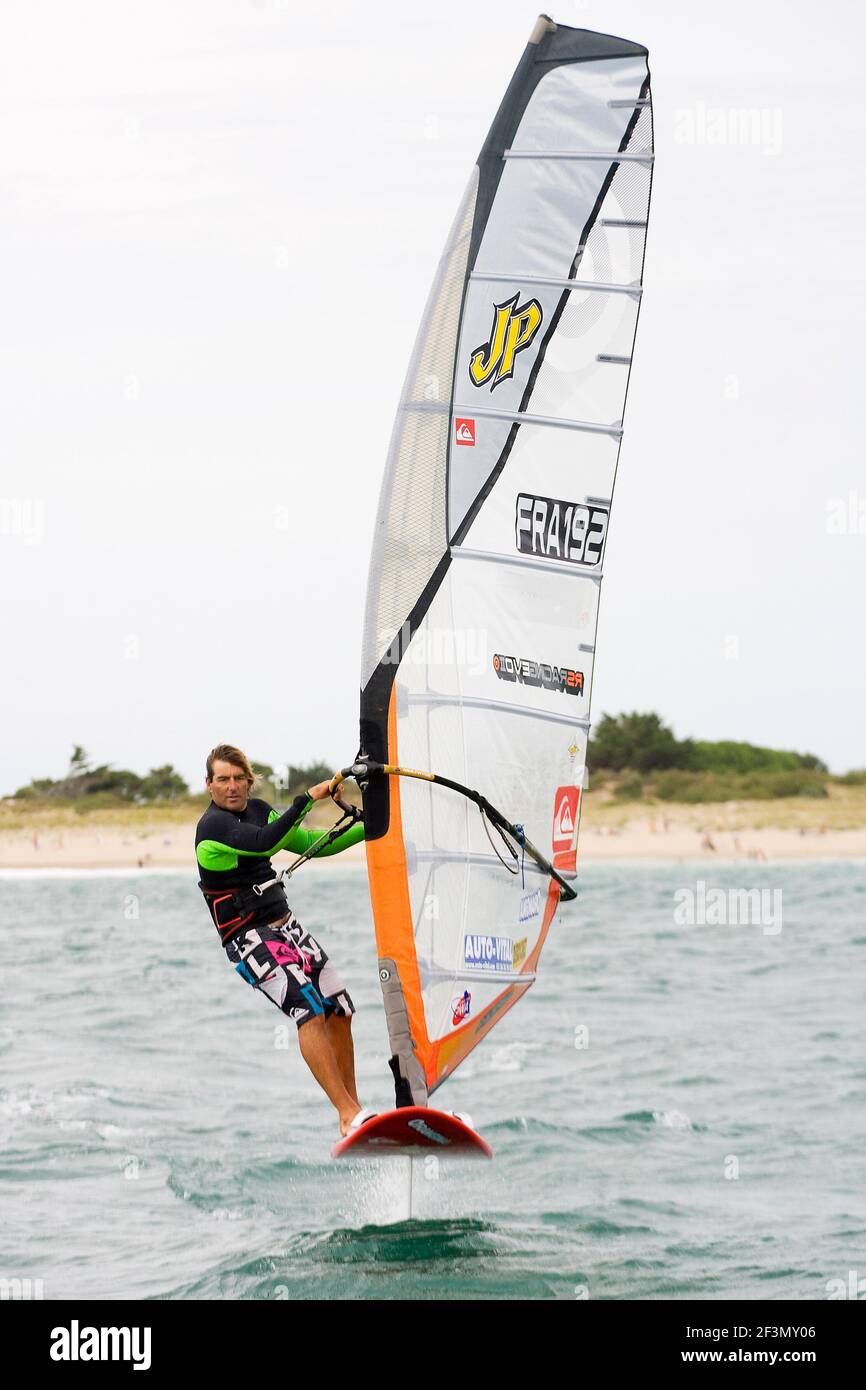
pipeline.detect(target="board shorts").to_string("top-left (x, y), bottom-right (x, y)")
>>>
top-left (224, 914), bottom-right (355, 1030)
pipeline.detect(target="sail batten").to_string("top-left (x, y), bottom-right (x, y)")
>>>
top-left (502, 148), bottom-right (654, 162)
top-left (471, 272), bottom-right (643, 297)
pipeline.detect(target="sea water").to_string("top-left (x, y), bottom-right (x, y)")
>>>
top-left (0, 860), bottom-right (863, 1300)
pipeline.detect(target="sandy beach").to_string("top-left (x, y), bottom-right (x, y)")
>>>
top-left (1, 796), bottom-right (864, 869)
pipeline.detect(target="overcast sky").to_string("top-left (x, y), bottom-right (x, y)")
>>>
top-left (1, 0), bottom-right (864, 794)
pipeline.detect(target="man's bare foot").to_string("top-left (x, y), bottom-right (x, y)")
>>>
top-left (339, 1104), bottom-right (362, 1138)
top-left (338, 1105), bottom-right (379, 1138)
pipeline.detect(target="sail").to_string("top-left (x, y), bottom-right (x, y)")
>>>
top-left (359, 16), bottom-right (653, 1104)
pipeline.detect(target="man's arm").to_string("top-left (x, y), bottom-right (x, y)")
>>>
top-left (197, 794), bottom-right (315, 872)
top-left (278, 817), bottom-right (365, 858)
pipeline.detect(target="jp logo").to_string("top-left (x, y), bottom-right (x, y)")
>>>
top-left (469, 294), bottom-right (543, 389)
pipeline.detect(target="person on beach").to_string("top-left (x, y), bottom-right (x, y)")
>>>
top-left (195, 744), bottom-right (372, 1137)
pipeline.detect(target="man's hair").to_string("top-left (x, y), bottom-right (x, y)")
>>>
top-left (206, 744), bottom-right (255, 786)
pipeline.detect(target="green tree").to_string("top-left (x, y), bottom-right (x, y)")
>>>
top-left (11, 777), bottom-right (57, 799)
top-left (251, 761), bottom-right (276, 789)
top-left (76, 765), bottom-right (144, 800)
top-left (69, 745), bottom-right (91, 776)
top-left (282, 762), bottom-right (334, 795)
top-left (588, 712), bottom-right (692, 773)
top-left (138, 765), bottom-right (189, 801)
top-left (687, 740), bottom-right (827, 775)
top-left (246, 760), bottom-right (334, 799)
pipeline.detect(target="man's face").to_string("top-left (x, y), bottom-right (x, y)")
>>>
top-left (207, 760), bottom-right (251, 812)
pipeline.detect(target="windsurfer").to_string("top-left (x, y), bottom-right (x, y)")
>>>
top-left (195, 744), bottom-right (371, 1136)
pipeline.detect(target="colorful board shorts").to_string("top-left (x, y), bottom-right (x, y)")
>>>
top-left (224, 915), bottom-right (355, 1030)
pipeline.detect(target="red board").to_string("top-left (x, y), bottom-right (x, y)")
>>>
top-left (331, 1106), bottom-right (493, 1160)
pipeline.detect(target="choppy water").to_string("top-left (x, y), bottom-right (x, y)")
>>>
top-left (1, 860), bottom-right (864, 1300)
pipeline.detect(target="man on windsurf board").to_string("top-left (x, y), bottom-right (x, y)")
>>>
top-left (195, 744), bottom-right (374, 1137)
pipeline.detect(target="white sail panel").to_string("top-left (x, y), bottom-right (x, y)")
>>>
top-left (361, 172), bottom-right (478, 689)
top-left (506, 56), bottom-right (650, 153)
top-left (459, 425), bottom-right (618, 566)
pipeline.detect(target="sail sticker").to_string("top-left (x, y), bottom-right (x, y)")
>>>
top-left (493, 653), bottom-right (584, 697)
top-left (407, 1116), bottom-right (451, 1144)
top-left (512, 937), bottom-right (527, 968)
top-left (455, 417), bottom-right (476, 446)
top-left (553, 786), bottom-right (581, 872)
top-left (468, 293), bottom-right (543, 390)
top-left (463, 934), bottom-right (514, 972)
top-left (451, 990), bottom-right (472, 1025)
top-left (518, 889), bottom-right (541, 924)
top-left (515, 494), bottom-right (609, 568)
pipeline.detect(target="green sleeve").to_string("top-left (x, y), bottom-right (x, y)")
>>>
top-left (273, 812), bottom-right (365, 857)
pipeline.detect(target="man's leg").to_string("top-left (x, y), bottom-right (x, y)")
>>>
top-left (325, 1013), bottom-right (359, 1109)
top-left (297, 1016), bottom-right (360, 1135)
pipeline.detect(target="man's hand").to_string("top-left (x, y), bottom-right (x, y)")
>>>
top-left (307, 779), bottom-right (335, 802)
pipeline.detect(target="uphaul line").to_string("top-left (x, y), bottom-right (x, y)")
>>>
top-left (330, 761), bottom-right (577, 902)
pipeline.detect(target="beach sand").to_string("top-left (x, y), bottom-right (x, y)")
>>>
top-left (1, 805), bottom-right (864, 869)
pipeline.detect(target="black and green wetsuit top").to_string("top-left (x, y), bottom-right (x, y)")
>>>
top-left (196, 793), bottom-right (364, 941)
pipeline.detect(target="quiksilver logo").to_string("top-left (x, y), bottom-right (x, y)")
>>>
top-left (49, 1320), bottom-right (152, 1371)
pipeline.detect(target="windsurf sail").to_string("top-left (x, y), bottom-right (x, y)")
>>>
top-left (357, 15), bottom-right (653, 1106)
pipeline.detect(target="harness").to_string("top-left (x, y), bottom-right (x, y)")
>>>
top-left (199, 879), bottom-right (287, 943)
